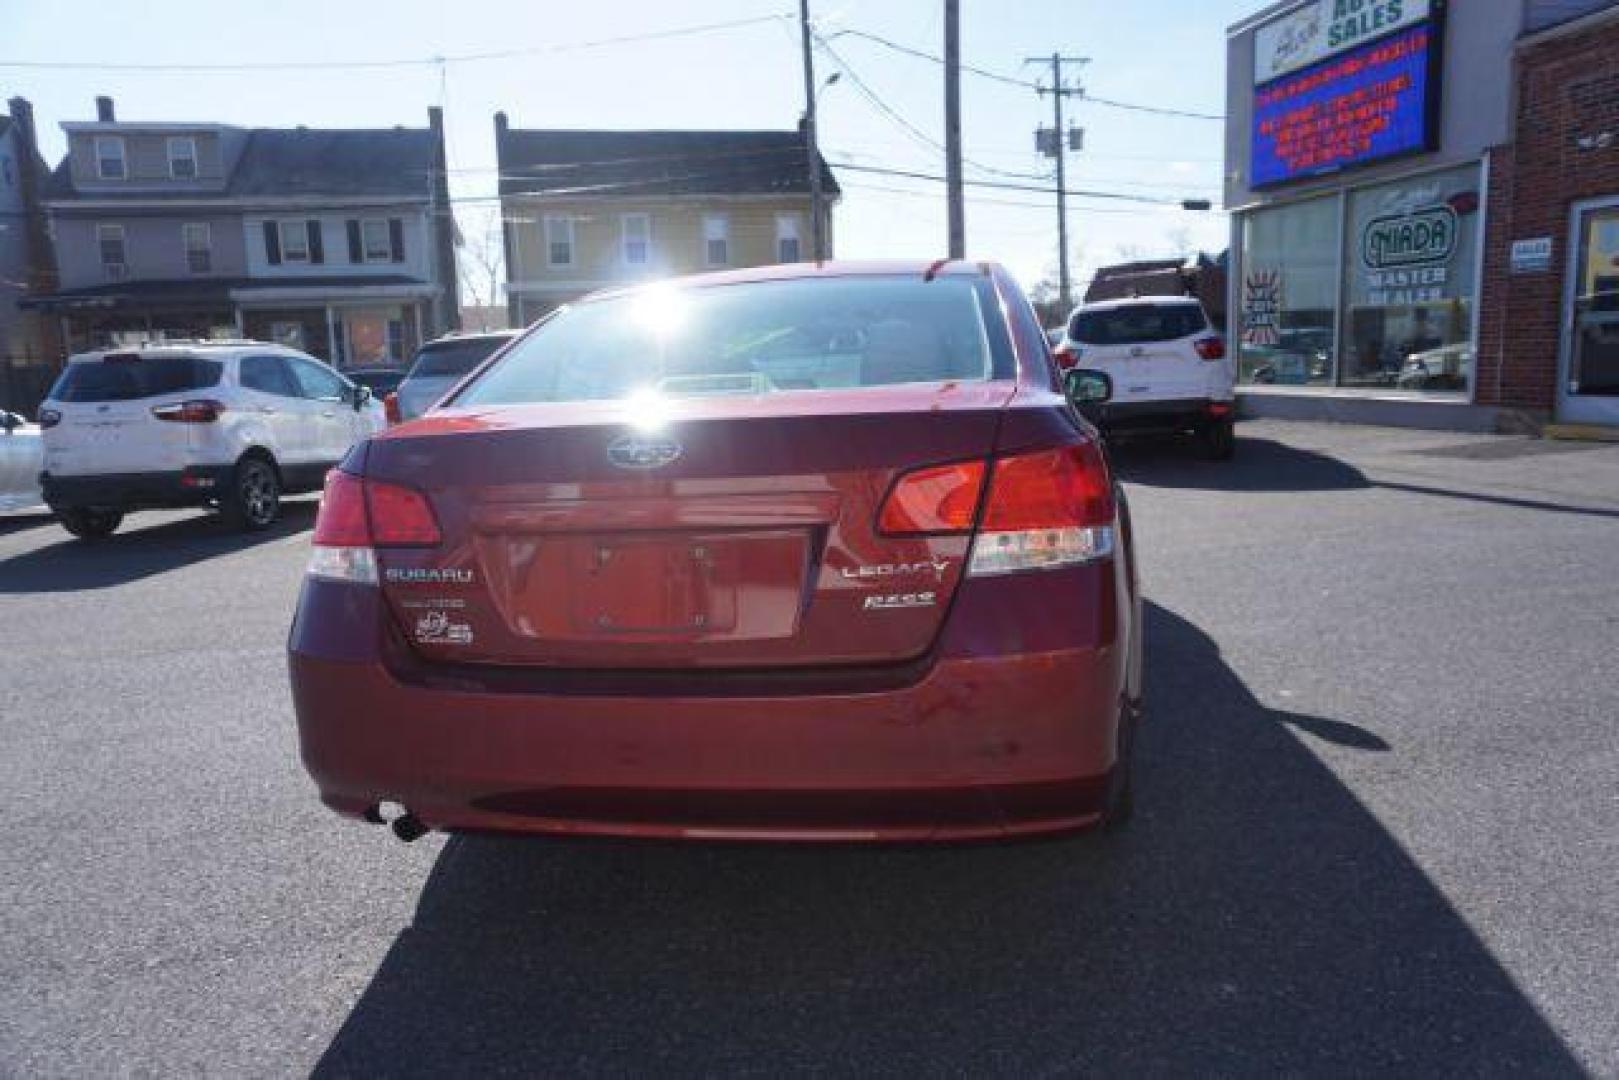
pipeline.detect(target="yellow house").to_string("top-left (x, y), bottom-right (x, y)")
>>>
top-left (494, 117), bottom-right (840, 324)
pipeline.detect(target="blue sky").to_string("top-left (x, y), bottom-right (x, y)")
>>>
top-left (8, 0), bottom-right (1251, 293)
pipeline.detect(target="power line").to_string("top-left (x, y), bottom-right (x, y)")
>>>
top-left (839, 179), bottom-right (1192, 215)
top-left (813, 32), bottom-right (1054, 183)
top-left (829, 160), bottom-right (1215, 207)
top-left (827, 27), bottom-right (1225, 121)
top-left (0, 13), bottom-right (792, 71)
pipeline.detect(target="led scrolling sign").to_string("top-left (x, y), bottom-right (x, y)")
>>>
top-left (1250, 0), bottom-right (1446, 188)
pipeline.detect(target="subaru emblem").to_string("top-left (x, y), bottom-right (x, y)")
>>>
top-left (607, 434), bottom-right (683, 470)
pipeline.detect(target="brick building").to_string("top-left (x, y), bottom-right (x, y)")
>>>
top-left (1477, 5), bottom-right (1619, 429)
top-left (1223, 0), bottom-right (1619, 432)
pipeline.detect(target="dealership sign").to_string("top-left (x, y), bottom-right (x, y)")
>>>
top-left (1359, 202), bottom-right (1458, 305)
top-left (1255, 0), bottom-right (1432, 82)
top-left (1361, 204), bottom-right (1457, 269)
top-left (1250, 20), bottom-right (1442, 187)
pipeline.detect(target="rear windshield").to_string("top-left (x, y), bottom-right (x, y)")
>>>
top-left (50, 355), bottom-right (223, 402)
top-left (455, 276), bottom-right (997, 407)
top-left (1070, 303), bottom-right (1207, 346)
top-left (408, 338), bottom-right (509, 379)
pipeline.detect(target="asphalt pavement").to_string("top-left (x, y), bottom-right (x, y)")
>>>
top-left (1, 419), bottom-right (1616, 1076)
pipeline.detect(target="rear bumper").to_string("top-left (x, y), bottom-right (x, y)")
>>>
top-left (41, 467), bottom-right (229, 511)
top-left (289, 563), bottom-right (1134, 842)
top-left (1094, 398), bottom-right (1232, 435)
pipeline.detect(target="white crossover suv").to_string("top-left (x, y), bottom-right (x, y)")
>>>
top-left (38, 341), bottom-right (385, 539)
top-left (1053, 296), bottom-right (1236, 460)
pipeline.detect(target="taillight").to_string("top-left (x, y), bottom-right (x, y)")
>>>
top-left (366, 479), bottom-right (441, 546)
top-left (968, 443), bottom-right (1115, 577)
top-left (38, 408), bottom-right (61, 430)
top-left (1194, 335), bottom-right (1226, 361)
top-left (1052, 344), bottom-right (1082, 370)
top-left (308, 470), bottom-right (440, 584)
top-left (384, 392), bottom-right (401, 425)
top-left (878, 460), bottom-right (987, 536)
top-left (312, 470), bottom-right (370, 547)
top-left (151, 399), bottom-right (226, 423)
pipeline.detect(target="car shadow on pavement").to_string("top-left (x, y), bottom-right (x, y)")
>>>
top-left (314, 602), bottom-right (1578, 1076)
top-left (0, 501), bottom-right (315, 593)
top-left (1111, 434), bottom-right (1371, 493)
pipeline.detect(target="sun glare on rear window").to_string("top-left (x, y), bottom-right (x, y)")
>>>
top-left (454, 276), bottom-right (998, 407)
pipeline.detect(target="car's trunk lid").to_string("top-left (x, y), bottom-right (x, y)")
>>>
top-left (365, 382), bottom-right (1012, 670)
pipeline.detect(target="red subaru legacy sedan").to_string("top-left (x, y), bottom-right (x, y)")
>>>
top-left (289, 261), bottom-right (1143, 843)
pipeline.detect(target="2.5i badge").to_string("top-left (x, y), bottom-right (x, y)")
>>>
top-left (863, 591), bottom-right (937, 611)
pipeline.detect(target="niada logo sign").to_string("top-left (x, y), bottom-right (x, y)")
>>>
top-left (1361, 204), bottom-right (1457, 270)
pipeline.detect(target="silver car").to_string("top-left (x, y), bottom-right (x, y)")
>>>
top-left (394, 331), bottom-right (520, 422)
top-left (0, 409), bottom-right (45, 512)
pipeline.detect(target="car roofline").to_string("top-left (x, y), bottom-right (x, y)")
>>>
top-left (574, 259), bottom-right (1001, 307)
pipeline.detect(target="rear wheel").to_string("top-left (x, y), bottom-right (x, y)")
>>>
top-left (220, 455), bottom-right (281, 531)
top-left (1100, 705), bottom-right (1138, 830)
top-left (1198, 418), bottom-right (1236, 461)
top-left (56, 507), bottom-right (123, 541)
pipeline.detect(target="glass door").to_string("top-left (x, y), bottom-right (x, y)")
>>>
top-left (1560, 201), bottom-right (1619, 425)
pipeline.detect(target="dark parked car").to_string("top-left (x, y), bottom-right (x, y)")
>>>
top-left (290, 261), bottom-right (1143, 843)
top-left (393, 330), bottom-right (519, 421)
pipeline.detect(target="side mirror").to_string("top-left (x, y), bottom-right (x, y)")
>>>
top-left (352, 384), bottom-right (372, 411)
top-left (0, 412), bottom-right (17, 433)
top-left (1064, 368), bottom-right (1112, 406)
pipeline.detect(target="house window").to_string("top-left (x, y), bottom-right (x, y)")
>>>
top-left (95, 137), bottom-right (126, 180)
top-left (98, 224), bottom-right (127, 278)
top-left (704, 214), bottom-right (730, 267)
top-left (545, 216), bottom-right (575, 268)
top-left (776, 215), bottom-right (802, 263)
top-left (279, 220), bottom-right (310, 263)
top-left (621, 213), bottom-right (651, 266)
top-left (362, 219), bottom-right (392, 262)
top-left (182, 223), bottom-right (211, 273)
top-left (167, 137), bottom-right (197, 179)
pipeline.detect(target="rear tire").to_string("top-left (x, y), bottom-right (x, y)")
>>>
top-left (1198, 418), bottom-right (1236, 461)
top-left (56, 507), bottom-right (123, 541)
top-left (220, 455), bottom-right (281, 531)
top-left (1100, 705), bottom-right (1138, 831)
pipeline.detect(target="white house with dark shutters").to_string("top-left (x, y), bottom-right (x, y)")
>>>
top-left (27, 96), bottom-right (459, 367)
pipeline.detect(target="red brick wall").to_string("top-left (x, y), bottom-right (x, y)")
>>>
top-left (1476, 15), bottom-right (1619, 413)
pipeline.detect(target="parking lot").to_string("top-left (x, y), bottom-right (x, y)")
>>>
top-left (2, 419), bottom-right (1617, 1076)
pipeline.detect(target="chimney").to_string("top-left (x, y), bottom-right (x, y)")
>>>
top-left (427, 105), bottom-right (444, 136)
top-left (7, 97), bottom-right (63, 353)
top-left (95, 95), bottom-right (115, 122)
top-left (494, 111), bottom-right (508, 140)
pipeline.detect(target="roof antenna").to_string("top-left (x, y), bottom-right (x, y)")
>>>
top-left (923, 257), bottom-right (951, 282)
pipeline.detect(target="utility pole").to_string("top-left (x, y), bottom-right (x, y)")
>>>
top-left (944, 0), bottom-right (964, 258)
top-left (1028, 53), bottom-right (1087, 309)
top-left (800, 0), bottom-right (826, 261)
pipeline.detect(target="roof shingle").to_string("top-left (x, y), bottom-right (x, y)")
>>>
top-left (496, 128), bottom-right (839, 199)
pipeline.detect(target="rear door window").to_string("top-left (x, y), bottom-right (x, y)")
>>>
top-left (239, 355), bottom-right (300, 398)
top-left (51, 355), bottom-right (223, 402)
top-left (1070, 304), bottom-right (1207, 346)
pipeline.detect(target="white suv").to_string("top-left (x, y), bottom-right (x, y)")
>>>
top-left (38, 342), bottom-right (385, 539)
top-left (1054, 296), bottom-right (1236, 460)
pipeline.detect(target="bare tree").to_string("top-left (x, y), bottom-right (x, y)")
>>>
top-left (457, 206), bottom-right (506, 316)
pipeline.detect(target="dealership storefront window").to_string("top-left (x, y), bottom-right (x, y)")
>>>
top-left (1237, 163), bottom-right (1482, 396)
top-left (1239, 195), bottom-right (1339, 386)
